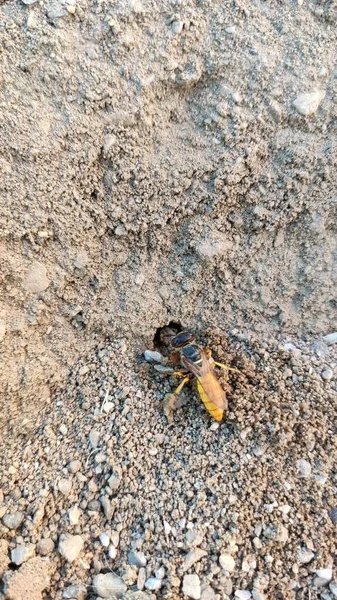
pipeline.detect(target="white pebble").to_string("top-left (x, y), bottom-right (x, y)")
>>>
top-left (103, 402), bottom-right (114, 414)
top-left (297, 458), bottom-right (312, 478)
top-left (293, 90), bottom-right (325, 116)
top-left (68, 505), bottom-right (81, 525)
top-left (164, 520), bottom-right (171, 535)
top-left (323, 332), bottom-right (337, 345)
top-left (219, 553), bottom-right (235, 572)
top-left (100, 533), bottom-right (110, 547)
top-left (235, 591), bottom-right (251, 600)
top-left (329, 582), bottom-right (337, 597)
top-left (252, 592), bottom-right (266, 600)
top-left (315, 568), bottom-right (332, 587)
top-left (144, 349), bottom-right (162, 363)
top-left (58, 478), bottom-right (72, 496)
top-left (58, 535), bottom-right (84, 563)
top-left (59, 424), bottom-right (68, 435)
top-left (145, 577), bottom-right (162, 591)
top-left (210, 422), bottom-right (219, 431)
top-left (11, 544), bottom-right (35, 565)
top-left (108, 545), bottom-right (117, 559)
top-left (297, 547), bottom-right (315, 564)
top-left (182, 574), bottom-right (201, 600)
top-left (322, 367), bottom-right (334, 381)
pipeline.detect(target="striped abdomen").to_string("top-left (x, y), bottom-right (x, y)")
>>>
top-left (196, 374), bottom-right (227, 421)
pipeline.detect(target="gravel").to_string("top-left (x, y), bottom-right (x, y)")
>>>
top-left (182, 574), bottom-right (201, 599)
top-left (92, 572), bottom-right (127, 597)
top-left (58, 535), bottom-right (84, 563)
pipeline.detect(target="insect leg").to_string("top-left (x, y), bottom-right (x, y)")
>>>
top-left (214, 361), bottom-right (241, 374)
top-left (173, 375), bottom-right (191, 395)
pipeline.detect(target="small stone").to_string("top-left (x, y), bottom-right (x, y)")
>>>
top-left (0, 315), bottom-right (6, 341)
top-left (36, 538), bottom-right (55, 556)
top-left (2, 511), bottom-right (24, 530)
top-left (322, 367), bottom-right (334, 381)
top-left (219, 553), bottom-right (235, 572)
top-left (323, 332), bottom-right (337, 346)
top-left (2, 556), bottom-right (51, 600)
top-left (144, 350), bottom-right (162, 363)
top-left (297, 547), bottom-right (315, 564)
top-left (225, 25), bottom-right (236, 34)
top-left (108, 474), bottom-right (121, 490)
top-left (329, 507), bottom-right (337, 524)
top-left (58, 478), bottom-right (72, 496)
top-left (128, 551), bottom-right (147, 567)
top-left (183, 549), bottom-right (207, 571)
top-left (63, 584), bottom-right (86, 599)
top-left (137, 567), bottom-right (146, 590)
top-left (297, 459), bottom-right (312, 478)
top-left (200, 585), bottom-right (216, 600)
top-left (68, 460), bottom-right (81, 474)
top-left (314, 568), bottom-right (332, 587)
top-left (100, 533), bottom-right (110, 547)
top-left (145, 577), bottom-right (162, 591)
top-left (164, 520), bottom-right (171, 534)
top-left (252, 592), bottom-right (266, 600)
top-left (89, 429), bottom-right (100, 448)
top-left (210, 422), bottom-right (219, 431)
top-left (11, 544), bottom-right (35, 565)
top-left (103, 134), bottom-right (117, 153)
top-left (74, 252), bottom-right (88, 269)
top-left (293, 90), bottom-right (325, 116)
top-left (59, 424), bottom-right (68, 435)
top-left (108, 545), bottom-right (117, 559)
top-left (0, 539), bottom-right (9, 577)
top-left (329, 582), bottom-right (337, 598)
top-left (68, 505), bottom-right (81, 525)
top-left (103, 402), bottom-right (114, 414)
top-left (87, 499), bottom-right (101, 512)
top-left (310, 341), bottom-right (329, 358)
top-left (58, 535), bottom-right (84, 563)
top-left (235, 591), bottom-right (251, 600)
top-left (79, 365), bottom-right (89, 376)
top-left (171, 19), bottom-right (184, 34)
top-left (100, 495), bottom-right (113, 519)
top-left (93, 573), bottom-right (127, 598)
top-left (156, 566), bottom-right (165, 580)
top-left (23, 261), bottom-right (50, 293)
top-left (182, 574), bottom-right (201, 599)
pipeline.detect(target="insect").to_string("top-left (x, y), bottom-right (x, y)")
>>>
top-left (146, 330), bottom-right (240, 422)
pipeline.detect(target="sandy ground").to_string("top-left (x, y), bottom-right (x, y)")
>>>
top-left (0, 0), bottom-right (336, 598)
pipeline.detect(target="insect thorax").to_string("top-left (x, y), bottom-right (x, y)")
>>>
top-left (181, 343), bottom-right (202, 364)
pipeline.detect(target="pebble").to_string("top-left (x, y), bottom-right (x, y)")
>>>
top-left (171, 19), bottom-right (184, 34)
top-left (183, 574), bottom-right (201, 599)
top-left (89, 429), bottom-right (100, 448)
top-left (219, 553), bottom-right (235, 572)
top-left (297, 458), bottom-right (312, 478)
top-left (58, 535), bottom-right (84, 563)
top-left (108, 545), bottom-right (117, 559)
top-left (58, 478), bottom-right (72, 496)
top-left (145, 577), bottom-right (162, 591)
top-left (314, 568), bottom-right (332, 587)
top-left (22, 0), bottom-right (38, 4)
top-left (36, 538), bottom-right (55, 556)
top-left (0, 316), bottom-right (6, 341)
top-left (93, 573), bottom-right (127, 597)
top-left (100, 495), bottom-right (113, 519)
top-left (155, 566), bottom-right (165, 580)
top-left (100, 533), bottom-right (110, 547)
top-left (323, 332), bottom-right (337, 345)
top-left (2, 511), bottom-right (24, 529)
top-left (164, 520), bottom-right (171, 534)
top-left (297, 547), bottom-right (315, 564)
top-left (310, 341), bottom-right (329, 358)
top-left (11, 544), bottom-right (35, 565)
top-left (59, 424), bottom-right (68, 435)
top-left (23, 261), bottom-right (50, 293)
top-left (329, 507), bottom-right (337, 524)
top-left (63, 584), bottom-right (86, 599)
top-left (137, 567), bottom-right (146, 590)
top-left (183, 549), bottom-right (207, 571)
top-left (329, 582), bottom-right (337, 597)
top-left (68, 460), bottom-right (81, 474)
top-left (293, 90), bottom-right (325, 116)
top-left (74, 252), bottom-right (88, 269)
top-left (321, 367), bottom-right (334, 381)
top-left (235, 591), bottom-right (251, 600)
top-left (128, 550), bottom-right (147, 567)
top-left (108, 474), bottom-right (121, 490)
top-left (252, 592), bottom-right (266, 600)
top-left (68, 505), bottom-right (81, 525)
top-left (144, 350), bottom-right (162, 363)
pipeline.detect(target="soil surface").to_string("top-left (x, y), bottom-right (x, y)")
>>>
top-left (0, 0), bottom-right (336, 598)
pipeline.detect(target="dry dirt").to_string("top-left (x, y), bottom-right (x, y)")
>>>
top-left (0, 0), bottom-right (336, 598)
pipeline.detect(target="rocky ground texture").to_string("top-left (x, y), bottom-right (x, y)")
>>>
top-left (0, 330), bottom-right (336, 599)
top-left (0, 0), bottom-right (337, 598)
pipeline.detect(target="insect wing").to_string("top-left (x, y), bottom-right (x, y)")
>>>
top-left (182, 350), bottom-right (227, 411)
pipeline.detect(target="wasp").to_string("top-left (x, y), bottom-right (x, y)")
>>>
top-left (146, 329), bottom-right (240, 422)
